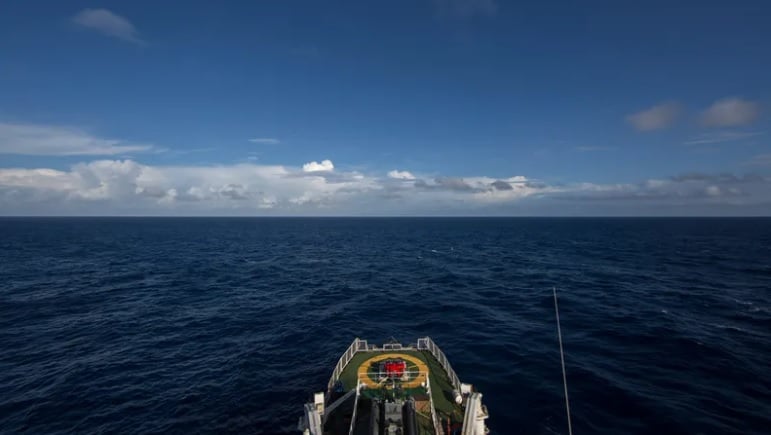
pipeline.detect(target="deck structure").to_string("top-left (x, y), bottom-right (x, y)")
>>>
top-left (299, 337), bottom-right (489, 435)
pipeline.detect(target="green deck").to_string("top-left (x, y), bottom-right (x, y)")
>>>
top-left (336, 349), bottom-right (464, 425)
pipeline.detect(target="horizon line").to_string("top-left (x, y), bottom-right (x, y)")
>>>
top-left (1, 215), bottom-right (770, 219)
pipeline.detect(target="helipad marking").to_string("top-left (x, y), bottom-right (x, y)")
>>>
top-left (356, 353), bottom-right (429, 389)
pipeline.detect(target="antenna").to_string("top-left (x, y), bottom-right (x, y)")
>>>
top-left (553, 287), bottom-right (574, 435)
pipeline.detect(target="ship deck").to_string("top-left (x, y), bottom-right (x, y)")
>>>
top-left (336, 349), bottom-right (465, 426)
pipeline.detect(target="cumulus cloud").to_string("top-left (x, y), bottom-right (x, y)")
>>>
top-left (248, 138), bottom-right (280, 144)
top-left (302, 159), bottom-right (334, 172)
top-left (490, 180), bottom-right (513, 190)
top-left (72, 9), bottom-right (143, 44)
top-left (0, 160), bottom-right (538, 214)
top-left (414, 177), bottom-right (475, 192)
top-left (0, 160), bottom-right (372, 212)
top-left (701, 97), bottom-right (760, 127)
top-left (626, 101), bottom-right (681, 131)
top-left (0, 160), bottom-right (769, 215)
top-left (0, 122), bottom-right (153, 156)
top-left (407, 175), bottom-right (548, 206)
top-left (387, 170), bottom-right (416, 180)
top-left (434, 177), bottom-right (474, 191)
top-left (433, 0), bottom-right (497, 18)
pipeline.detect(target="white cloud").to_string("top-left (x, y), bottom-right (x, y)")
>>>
top-left (701, 97), bottom-right (760, 127)
top-left (0, 160), bottom-right (769, 215)
top-left (0, 168), bottom-right (79, 191)
top-left (0, 122), bottom-right (153, 156)
top-left (626, 101), bottom-right (681, 131)
top-left (552, 173), bottom-right (767, 202)
top-left (684, 130), bottom-right (764, 145)
top-left (302, 159), bottom-right (334, 172)
top-left (387, 170), bottom-right (416, 180)
top-left (72, 9), bottom-right (143, 44)
top-left (248, 138), bottom-right (280, 144)
top-left (705, 185), bottom-right (721, 197)
top-left (0, 160), bottom-right (370, 212)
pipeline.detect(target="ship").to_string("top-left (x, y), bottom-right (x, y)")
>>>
top-left (298, 337), bottom-right (489, 434)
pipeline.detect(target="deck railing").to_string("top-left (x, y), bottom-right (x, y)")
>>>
top-left (327, 338), bottom-right (369, 391)
top-left (417, 337), bottom-right (461, 392)
top-left (327, 337), bottom-right (462, 393)
top-left (348, 382), bottom-right (362, 435)
top-left (424, 371), bottom-right (443, 435)
top-left (357, 369), bottom-right (425, 381)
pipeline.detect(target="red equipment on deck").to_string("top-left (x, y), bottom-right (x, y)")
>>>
top-left (383, 360), bottom-right (406, 378)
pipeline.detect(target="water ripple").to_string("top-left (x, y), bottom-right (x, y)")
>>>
top-left (0, 217), bottom-right (769, 434)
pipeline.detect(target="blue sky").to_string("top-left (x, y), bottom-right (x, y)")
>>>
top-left (1, 0), bottom-right (770, 215)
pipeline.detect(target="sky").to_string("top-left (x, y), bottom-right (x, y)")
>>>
top-left (1, 0), bottom-right (770, 216)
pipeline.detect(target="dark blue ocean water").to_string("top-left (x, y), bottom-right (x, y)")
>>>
top-left (1, 218), bottom-right (769, 435)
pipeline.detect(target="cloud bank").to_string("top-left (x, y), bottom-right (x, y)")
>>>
top-left (1, 159), bottom-right (769, 216)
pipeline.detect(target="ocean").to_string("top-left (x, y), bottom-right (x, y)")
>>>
top-left (0, 217), bottom-right (769, 434)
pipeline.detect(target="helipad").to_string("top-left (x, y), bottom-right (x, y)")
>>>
top-left (355, 352), bottom-right (429, 389)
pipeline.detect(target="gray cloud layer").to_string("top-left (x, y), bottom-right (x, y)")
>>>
top-left (701, 98), bottom-right (760, 127)
top-left (627, 97), bottom-right (762, 132)
top-left (626, 102), bottom-right (681, 131)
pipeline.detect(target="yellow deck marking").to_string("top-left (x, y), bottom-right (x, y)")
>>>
top-left (356, 353), bottom-right (429, 389)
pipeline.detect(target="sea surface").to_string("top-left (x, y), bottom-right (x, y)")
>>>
top-left (0, 218), bottom-right (769, 435)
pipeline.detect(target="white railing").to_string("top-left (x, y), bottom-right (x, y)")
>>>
top-left (355, 369), bottom-right (429, 394)
top-left (348, 382), bottom-right (361, 435)
top-left (417, 337), bottom-right (461, 391)
top-left (327, 338), bottom-right (369, 391)
top-left (425, 372), bottom-right (444, 435)
top-left (357, 369), bottom-right (423, 380)
top-left (382, 342), bottom-right (403, 350)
